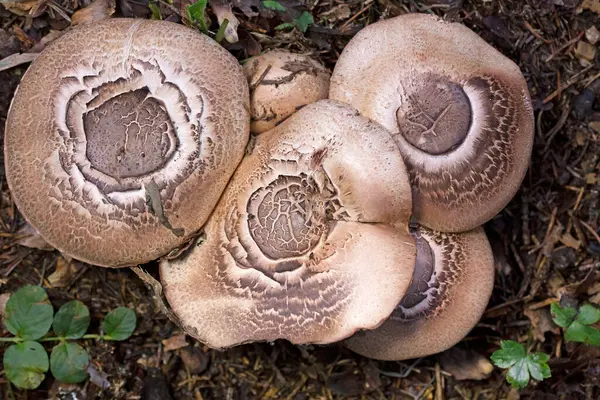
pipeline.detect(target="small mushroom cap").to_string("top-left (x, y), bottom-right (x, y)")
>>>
top-left (4, 18), bottom-right (250, 267)
top-left (330, 13), bottom-right (534, 232)
top-left (344, 226), bottom-right (494, 361)
top-left (244, 50), bottom-right (331, 134)
top-left (160, 100), bottom-right (416, 348)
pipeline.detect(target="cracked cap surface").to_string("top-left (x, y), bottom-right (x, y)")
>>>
top-left (4, 18), bottom-right (250, 267)
top-left (160, 100), bottom-right (417, 348)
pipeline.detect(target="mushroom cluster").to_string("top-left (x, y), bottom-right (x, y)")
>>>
top-left (4, 13), bottom-right (534, 360)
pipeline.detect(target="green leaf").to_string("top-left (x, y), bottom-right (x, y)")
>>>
top-left (506, 358), bottom-right (530, 389)
top-left (576, 304), bottom-right (600, 326)
top-left (294, 11), bottom-right (314, 33)
top-left (565, 320), bottom-right (600, 345)
top-left (4, 285), bottom-right (53, 340)
top-left (490, 340), bottom-right (526, 368)
top-left (526, 353), bottom-right (551, 381)
top-left (550, 302), bottom-right (578, 328)
top-left (102, 307), bottom-right (136, 340)
top-left (53, 300), bottom-right (90, 339)
top-left (262, 0), bottom-right (286, 11)
top-left (3, 341), bottom-right (49, 389)
top-left (275, 22), bottom-right (297, 31)
top-left (148, 3), bottom-right (162, 20)
top-left (50, 343), bottom-right (89, 384)
top-left (187, 0), bottom-right (208, 33)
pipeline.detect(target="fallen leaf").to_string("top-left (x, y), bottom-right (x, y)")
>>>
top-left (87, 364), bottom-right (110, 389)
top-left (180, 346), bottom-right (209, 375)
top-left (15, 223), bottom-right (54, 251)
top-left (586, 25), bottom-right (600, 44)
top-left (524, 307), bottom-right (560, 342)
top-left (575, 41), bottom-right (596, 62)
top-left (581, 0), bottom-right (600, 14)
top-left (230, 0), bottom-right (261, 18)
top-left (321, 4), bottom-right (350, 22)
top-left (72, 0), bottom-right (116, 26)
top-left (439, 347), bottom-right (494, 380)
top-left (48, 256), bottom-right (81, 288)
top-left (559, 232), bottom-right (581, 250)
top-left (0, 52), bottom-right (37, 72)
top-left (162, 333), bottom-right (188, 351)
top-left (0, 293), bottom-right (11, 318)
top-left (1, 0), bottom-right (38, 15)
top-left (212, 0), bottom-right (240, 43)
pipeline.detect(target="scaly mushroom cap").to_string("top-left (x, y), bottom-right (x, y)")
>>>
top-left (344, 226), bottom-right (494, 360)
top-left (4, 19), bottom-right (250, 267)
top-left (330, 13), bottom-right (534, 232)
top-left (160, 100), bottom-right (416, 348)
top-left (244, 50), bottom-right (330, 134)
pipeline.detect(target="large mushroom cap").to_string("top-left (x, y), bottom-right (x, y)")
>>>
top-left (160, 100), bottom-right (416, 349)
top-left (4, 18), bottom-right (250, 267)
top-left (244, 50), bottom-right (331, 134)
top-left (344, 226), bottom-right (494, 361)
top-left (330, 13), bottom-right (534, 232)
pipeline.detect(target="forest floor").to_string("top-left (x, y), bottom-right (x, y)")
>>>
top-left (1, 0), bottom-right (600, 399)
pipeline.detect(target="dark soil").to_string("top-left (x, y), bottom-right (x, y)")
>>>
top-left (1, 0), bottom-right (600, 399)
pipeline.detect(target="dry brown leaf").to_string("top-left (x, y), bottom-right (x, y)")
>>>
top-left (72, 0), bottom-right (115, 26)
top-left (0, 52), bottom-right (38, 72)
top-left (212, 1), bottom-right (239, 43)
top-left (0, 293), bottom-right (11, 319)
top-left (48, 256), bottom-right (80, 288)
top-left (581, 0), bottom-right (600, 13)
top-left (162, 333), bottom-right (188, 351)
top-left (439, 347), bottom-right (493, 381)
top-left (15, 222), bottom-right (54, 251)
top-left (559, 232), bottom-right (581, 249)
top-left (180, 346), bottom-right (209, 375)
top-left (1, 0), bottom-right (38, 15)
top-left (524, 307), bottom-right (560, 342)
top-left (321, 4), bottom-right (351, 22)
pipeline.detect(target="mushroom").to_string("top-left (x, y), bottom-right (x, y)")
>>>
top-left (4, 18), bottom-right (250, 267)
top-left (244, 50), bottom-right (331, 134)
top-left (330, 13), bottom-right (534, 232)
top-left (159, 100), bottom-right (417, 348)
top-left (344, 225), bottom-right (494, 360)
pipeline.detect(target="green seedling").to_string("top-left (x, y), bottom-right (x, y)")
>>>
top-left (187, 0), bottom-right (209, 33)
top-left (551, 302), bottom-right (600, 346)
top-left (1, 285), bottom-right (136, 389)
top-left (148, 3), bottom-right (162, 20)
top-left (490, 340), bottom-right (551, 389)
top-left (263, 1), bottom-right (286, 11)
top-left (275, 11), bottom-right (315, 33)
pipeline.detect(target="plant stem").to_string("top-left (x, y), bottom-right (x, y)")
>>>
top-left (82, 334), bottom-right (103, 340)
top-left (216, 19), bottom-right (229, 43)
top-left (0, 337), bottom-right (21, 343)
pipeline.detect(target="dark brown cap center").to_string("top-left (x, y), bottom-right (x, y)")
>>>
top-left (396, 73), bottom-right (471, 155)
top-left (84, 88), bottom-right (175, 179)
top-left (247, 174), bottom-right (327, 260)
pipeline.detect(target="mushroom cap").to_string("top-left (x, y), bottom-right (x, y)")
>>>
top-left (244, 50), bottom-right (331, 134)
top-left (160, 100), bottom-right (416, 348)
top-left (344, 225), bottom-right (494, 361)
top-left (4, 18), bottom-right (250, 267)
top-left (330, 13), bottom-right (534, 232)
